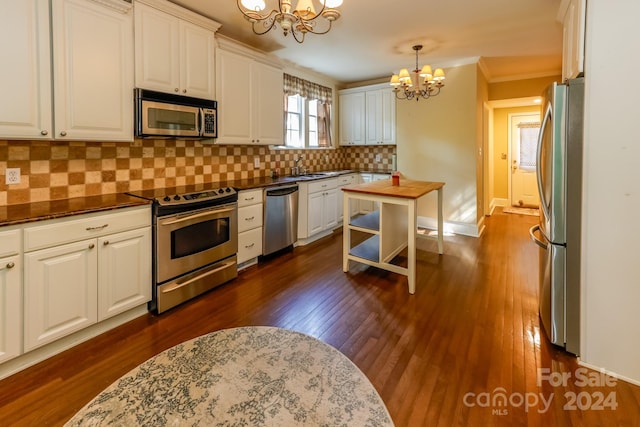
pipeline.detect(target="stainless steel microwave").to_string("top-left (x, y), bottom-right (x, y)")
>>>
top-left (134, 88), bottom-right (217, 138)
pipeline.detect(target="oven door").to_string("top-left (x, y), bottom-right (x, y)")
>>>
top-left (156, 203), bottom-right (238, 284)
top-left (141, 100), bottom-right (200, 137)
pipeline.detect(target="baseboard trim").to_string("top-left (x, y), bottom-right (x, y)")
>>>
top-left (417, 216), bottom-right (482, 238)
top-left (0, 305), bottom-right (149, 381)
top-left (578, 359), bottom-right (640, 388)
top-left (489, 198), bottom-right (508, 215)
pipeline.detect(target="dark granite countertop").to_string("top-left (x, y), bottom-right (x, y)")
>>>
top-left (0, 169), bottom-right (390, 227)
top-left (0, 193), bottom-right (152, 227)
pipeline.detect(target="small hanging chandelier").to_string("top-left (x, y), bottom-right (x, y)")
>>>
top-left (237, 0), bottom-right (344, 44)
top-left (390, 45), bottom-right (446, 101)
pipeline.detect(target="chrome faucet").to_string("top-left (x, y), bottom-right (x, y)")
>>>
top-left (292, 155), bottom-right (304, 176)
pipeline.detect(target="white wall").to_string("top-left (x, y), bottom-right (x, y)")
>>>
top-left (581, 0), bottom-right (640, 383)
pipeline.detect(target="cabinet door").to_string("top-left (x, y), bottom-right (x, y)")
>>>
top-left (216, 50), bottom-right (253, 144)
top-left (323, 188), bottom-right (338, 230)
top-left (97, 227), bottom-right (151, 321)
top-left (379, 89), bottom-right (396, 144)
top-left (252, 61), bottom-right (284, 145)
top-left (561, 0), bottom-right (585, 80)
top-left (0, 0), bottom-right (52, 139)
top-left (0, 255), bottom-right (21, 364)
top-left (52, 0), bottom-right (134, 141)
top-left (134, 2), bottom-right (180, 94)
top-left (180, 20), bottom-right (215, 99)
top-left (365, 90), bottom-right (382, 145)
top-left (24, 239), bottom-right (98, 352)
top-left (339, 92), bottom-right (365, 145)
top-left (308, 191), bottom-right (325, 236)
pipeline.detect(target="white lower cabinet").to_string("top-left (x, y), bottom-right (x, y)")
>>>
top-left (22, 206), bottom-right (151, 352)
top-left (237, 189), bottom-right (263, 267)
top-left (358, 173), bottom-right (390, 213)
top-left (97, 228), bottom-right (152, 321)
top-left (336, 173), bottom-right (358, 223)
top-left (24, 239), bottom-right (98, 351)
top-left (0, 229), bottom-right (22, 364)
top-left (298, 178), bottom-right (338, 243)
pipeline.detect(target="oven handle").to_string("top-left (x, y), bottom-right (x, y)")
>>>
top-left (160, 206), bottom-right (235, 226)
top-left (161, 260), bottom-right (236, 293)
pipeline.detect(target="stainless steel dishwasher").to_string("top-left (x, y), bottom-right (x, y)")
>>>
top-left (263, 184), bottom-right (299, 256)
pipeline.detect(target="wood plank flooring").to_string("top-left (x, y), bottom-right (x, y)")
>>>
top-left (1, 210), bottom-right (639, 426)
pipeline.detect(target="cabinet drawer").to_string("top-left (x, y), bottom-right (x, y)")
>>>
top-left (238, 203), bottom-right (263, 233)
top-left (23, 206), bottom-right (151, 252)
top-left (338, 174), bottom-right (356, 186)
top-left (0, 229), bottom-right (20, 257)
top-left (238, 227), bottom-right (262, 264)
top-left (308, 178), bottom-right (337, 194)
top-left (238, 189), bottom-right (263, 207)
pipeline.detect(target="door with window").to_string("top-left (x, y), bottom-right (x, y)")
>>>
top-left (510, 113), bottom-right (541, 207)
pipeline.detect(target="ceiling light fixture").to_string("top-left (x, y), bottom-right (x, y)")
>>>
top-left (237, 0), bottom-right (344, 44)
top-left (390, 45), bottom-right (446, 101)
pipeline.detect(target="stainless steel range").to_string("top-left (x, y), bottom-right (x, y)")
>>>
top-left (128, 185), bottom-right (238, 313)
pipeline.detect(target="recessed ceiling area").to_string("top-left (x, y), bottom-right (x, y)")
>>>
top-left (169, 0), bottom-right (563, 84)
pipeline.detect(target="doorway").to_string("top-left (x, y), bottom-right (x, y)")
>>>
top-left (509, 113), bottom-right (540, 208)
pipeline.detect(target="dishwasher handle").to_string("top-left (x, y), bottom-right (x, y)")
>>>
top-left (266, 185), bottom-right (298, 197)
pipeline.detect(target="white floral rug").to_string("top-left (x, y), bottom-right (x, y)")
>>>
top-left (65, 326), bottom-right (394, 426)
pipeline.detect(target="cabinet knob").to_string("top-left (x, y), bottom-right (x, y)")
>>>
top-left (174, 88), bottom-right (179, 92)
top-left (40, 130), bottom-right (48, 136)
top-left (183, 89), bottom-right (187, 93)
top-left (5, 262), bottom-right (15, 269)
top-left (60, 131), bottom-right (67, 136)
top-left (88, 243), bottom-right (95, 249)
top-left (103, 241), bottom-right (110, 246)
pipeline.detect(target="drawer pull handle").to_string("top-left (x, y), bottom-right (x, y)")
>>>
top-left (5, 262), bottom-right (15, 269)
top-left (244, 196), bottom-right (255, 201)
top-left (86, 224), bottom-right (109, 231)
top-left (245, 243), bottom-right (255, 249)
top-left (103, 241), bottom-right (110, 246)
top-left (245, 216), bottom-right (255, 221)
top-left (88, 244), bottom-right (95, 249)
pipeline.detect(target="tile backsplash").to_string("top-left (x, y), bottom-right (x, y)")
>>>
top-left (0, 140), bottom-right (396, 206)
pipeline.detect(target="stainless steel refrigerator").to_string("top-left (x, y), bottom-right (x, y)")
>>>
top-left (529, 77), bottom-right (584, 355)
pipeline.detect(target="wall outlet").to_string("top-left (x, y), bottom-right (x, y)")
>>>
top-left (375, 154), bottom-right (381, 162)
top-left (6, 168), bottom-right (21, 185)
top-left (253, 157), bottom-right (260, 168)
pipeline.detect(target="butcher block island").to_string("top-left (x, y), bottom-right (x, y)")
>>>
top-left (341, 179), bottom-right (445, 294)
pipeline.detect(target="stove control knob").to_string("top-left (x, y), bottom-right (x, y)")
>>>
top-left (173, 195), bottom-right (181, 201)
top-left (218, 189), bottom-right (224, 194)
top-left (163, 196), bottom-right (171, 202)
top-left (225, 188), bottom-right (231, 193)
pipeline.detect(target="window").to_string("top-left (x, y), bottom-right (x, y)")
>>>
top-left (518, 122), bottom-right (540, 171)
top-left (282, 74), bottom-right (333, 149)
top-left (285, 94), bottom-right (321, 148)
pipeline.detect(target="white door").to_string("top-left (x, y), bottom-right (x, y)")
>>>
top-left (510, 113), bottom-right (541, 208)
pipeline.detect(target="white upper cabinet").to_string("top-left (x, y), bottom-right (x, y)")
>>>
top-left (216, 46), bottom-right (284, 145)
top-left (365, 88), bottom-right (396, 145)
top-left (0, 0), bottom-right (52, 139)
top-left (134, 0), bottom-right (218, 99)
top-left (339, 91), bottom-right (365, 146)
top-left (52, 0), bottom-right (134, 141)
top-left (0, 0), bottom-right (134, 141)
top-left (559, 0), bottom-right (585, 80)
top-left (339, 83), bottom-right (395, 146)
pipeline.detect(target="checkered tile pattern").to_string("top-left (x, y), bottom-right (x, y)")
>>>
top-left (0, 140), bottom-right (396, 206)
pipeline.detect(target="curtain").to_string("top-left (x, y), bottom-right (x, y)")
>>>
top-left (517, 122), bottom-right (540, 171)
top-left (284, 74), bottom-right (333, 147)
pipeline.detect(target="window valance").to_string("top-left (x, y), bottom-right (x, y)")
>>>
top-left (283, 74), bottom-right (332, 104)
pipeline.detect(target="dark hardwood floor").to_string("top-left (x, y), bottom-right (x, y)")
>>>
top-left (1, 210), bottom-right (639, 426)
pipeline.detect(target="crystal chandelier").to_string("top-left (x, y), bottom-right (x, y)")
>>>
top-left (237, 0), bottom-right (344, 43)
top-left (390, 45), bottom-right (446, 101)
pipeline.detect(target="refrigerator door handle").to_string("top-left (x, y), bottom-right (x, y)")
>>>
top-left (529, 224), bottom-right (547, 249)
top-left (536, 102), bottom-right (553, 222)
